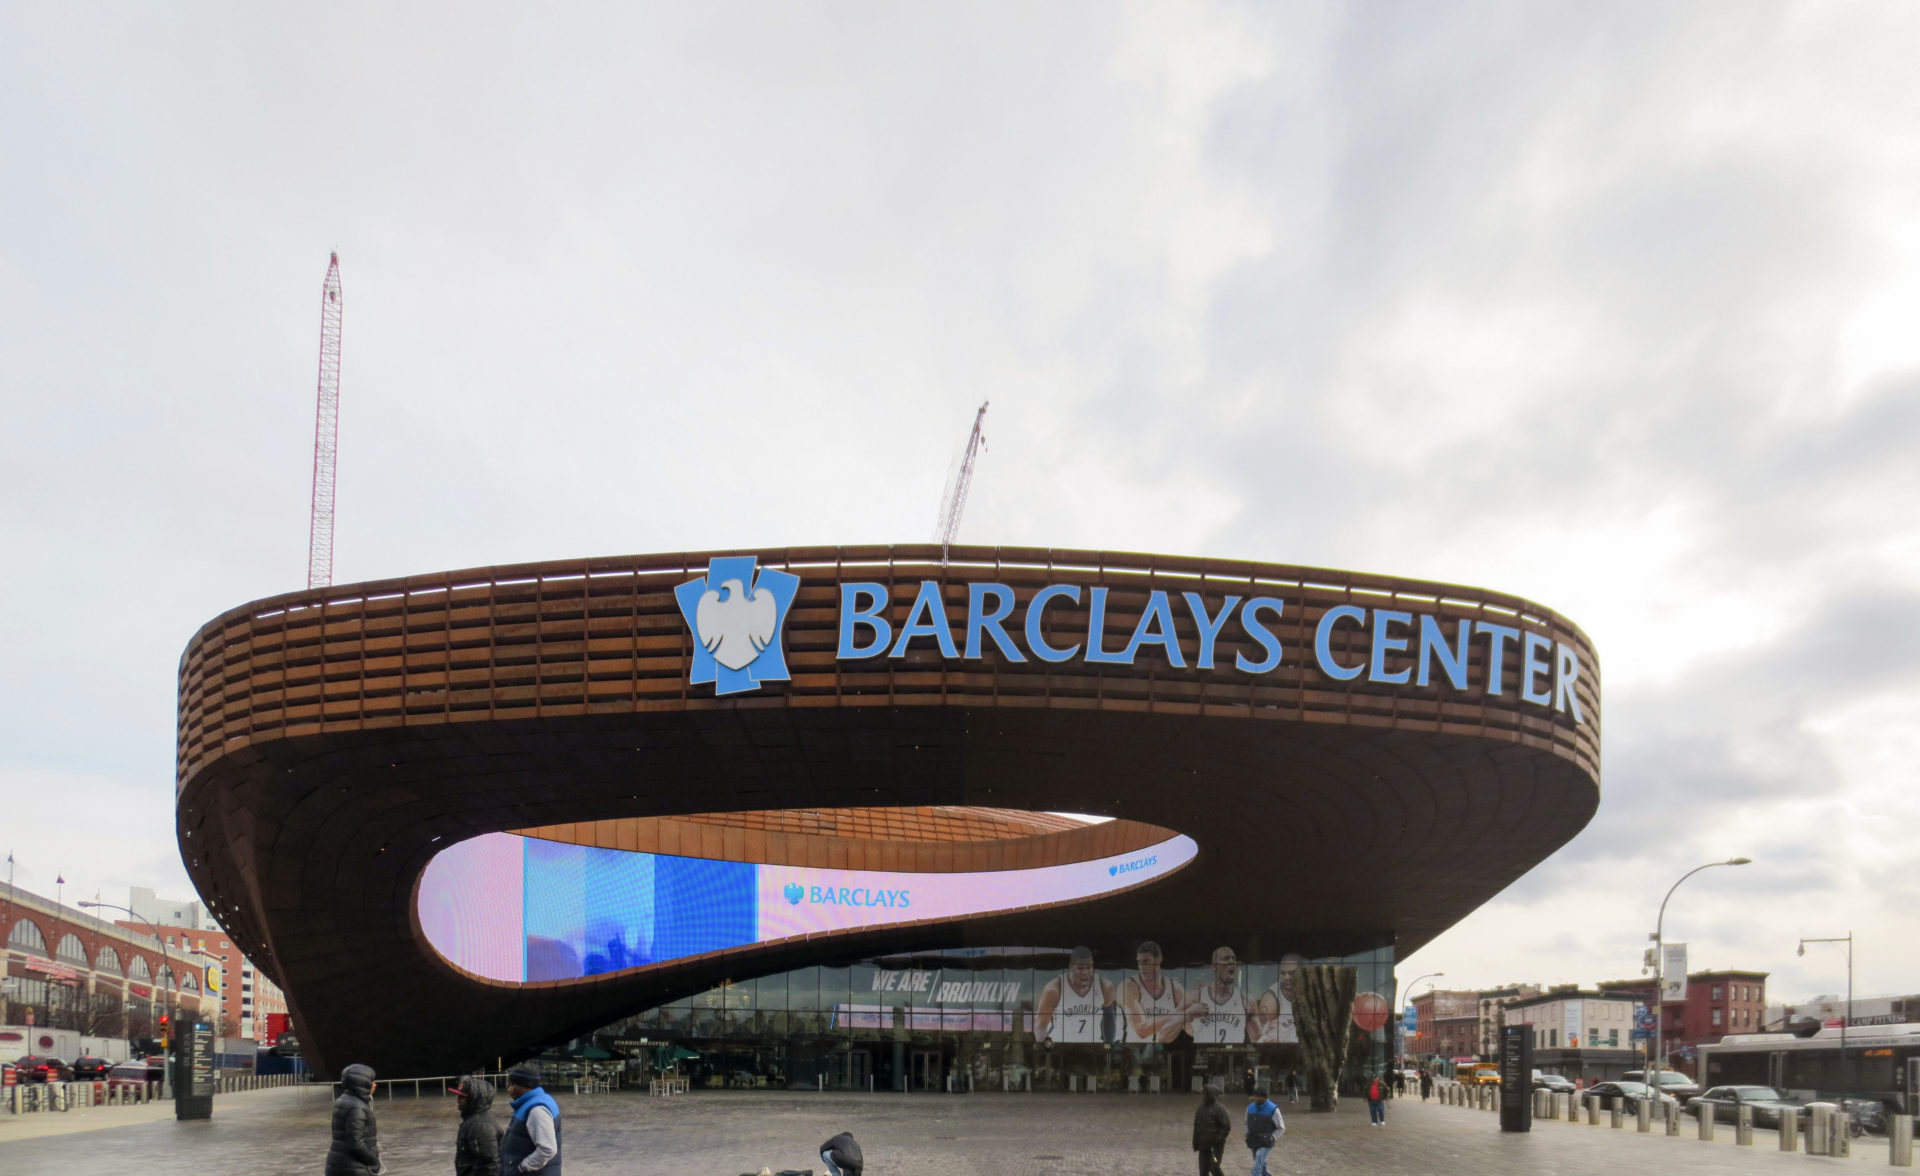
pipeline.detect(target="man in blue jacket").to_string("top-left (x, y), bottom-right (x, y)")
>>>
top-left (501, 1067), bottom-right (561, 1176)
top-left (1244, 1087), bottom-right (1285, 1176)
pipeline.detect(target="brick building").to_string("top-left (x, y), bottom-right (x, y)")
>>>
top-left (1412, 989), bottom-right (1482, 1062)
top-left (1598, 969), bottom-right (1767, 1073)
top-left (2, 882), bottom-right (211, 1041)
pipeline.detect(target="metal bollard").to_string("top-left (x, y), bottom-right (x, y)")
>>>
top-left (1698, 1104), bottom-right (1715, 1141)
top-left (1809, 1105), bottom-right (1833, 1155)
top-left (1586, 1094), bottom-right (1600, 1125)
top-left (1780, 1108), bottom-right (1800, 1151)
top-left (1534, 1089), bottom-right (1548, 1118)
top-left (1666, 1101), bottom-right (1682, 1136)
top-left (1736, 1104), bottom-right (1752, 1146)
top-left (1611, 1098), bottom-right (1624, 1128)
top-left (1832, 1113), bottom-right (1851, 1158)
top-left (1889, 1113), bottom-right (1913, 1167)
top-left (1638, 1098), bottom-right (1652, 1132)
top-left (1566, 1093), bottom-right (1580, 1125)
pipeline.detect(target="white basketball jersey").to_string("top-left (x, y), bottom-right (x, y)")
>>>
top-left (1255, 985), bottom-right (1297, 1044)
top-left (1125, 974), bottom-right (1181, 1044)
top-left (1189, 984), bottom-right (1246, 1043)
top-left (1053, 975), bottom-right (1105, 1042)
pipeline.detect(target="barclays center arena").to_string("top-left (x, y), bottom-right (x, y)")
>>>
top-left (173, 544), bottom-right (1600, 1091)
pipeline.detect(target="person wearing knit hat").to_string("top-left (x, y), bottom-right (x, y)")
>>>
top-left (501, 1066), bottom-right (562, 1175)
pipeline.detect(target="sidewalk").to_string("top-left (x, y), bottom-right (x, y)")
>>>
top-left (0, 1087), bottom-right (1900, 1174)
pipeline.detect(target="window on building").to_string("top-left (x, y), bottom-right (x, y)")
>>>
top-left (95, 945), bottom-right (122, 973)
top-left (56, 933), bottom-right (88, 965)
top-left (7, 919), bottom-right (48, 955)
top-left (1711, 1008), bottom-right (1723, 1026)
top-left (220, 941), bottom-right (229, 949)
top-left (1549, 1029), bottom-right (1558, 1047)
top-left (1711, 985), bottom-right (1722, 1000)
top-left (1609, 1029), bottom-right (1619, 1046)
top-left (128, 956), bottom-right (151, 980)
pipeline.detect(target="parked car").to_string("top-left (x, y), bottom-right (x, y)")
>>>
top-left (1683, 1085), bottom-right (1806, 1129)
top-left (13, 1056), bottom-right (73, 1083)
top-left (1586, 1080), bottom-right (1680, 1112)
top-left (1623, 1069), bottom-right (1700, 1103)
top-left (1532, 1070), bottom-right (1576, 1093)
top-left (70, 1056), bottom-right (116, 1081)
top-left (106, 1058), bottom-right (166, 1090)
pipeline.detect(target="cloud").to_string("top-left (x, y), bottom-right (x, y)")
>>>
top-left (3, 1), bottom-right (1919, 1004)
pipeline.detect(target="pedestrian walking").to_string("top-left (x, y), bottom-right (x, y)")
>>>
top-left (1284, 1069), bottom-right (1298, 1104)
top-left (501, 1066), bottom-right (561, 1175)
top-left (325, 1063), bottom-right (381, 1176)
top-left (820, 1130), bottom-right (864, 1176)
top-left (1244, 1086), bottom-right (1285, 1176)
top-left (1392, 1068), bottom-right (1406, 1096)
top-left (452, 1076), bottom-right (501, 1176)
top-left (1419, 1068), bottom-right (1433, 1101)
top-left (1192, 1084), bottom-right (1230, 1176)
top-left (1366, 1074), bottom-right (1388, 1126)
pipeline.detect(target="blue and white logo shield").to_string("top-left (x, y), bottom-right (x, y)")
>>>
top-left (673, 556), bottom-right (801, 695)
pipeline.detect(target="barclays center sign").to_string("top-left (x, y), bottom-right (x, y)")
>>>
top-left (675, 554), bottom-right (1587, 724)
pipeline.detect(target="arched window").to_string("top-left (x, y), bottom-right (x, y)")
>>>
top-left (57, 933), bottom-right (89, 965)
top-left (95, 945), bottom-right (123, 973)
top-left (156, 965), bottom-right (175, 989)
top-left (128, 955), bottom-right (152, 980)
top-left (7, 919), bottom-right (47, 955)
top-left (180, 972), bottom-right (199, 992)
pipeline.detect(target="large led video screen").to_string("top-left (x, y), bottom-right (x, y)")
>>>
top-left (417, 830), bottom-right (1198, 984)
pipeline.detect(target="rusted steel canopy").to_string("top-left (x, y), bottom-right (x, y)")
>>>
top-left (176, 545), bottom-right (1600, 1077)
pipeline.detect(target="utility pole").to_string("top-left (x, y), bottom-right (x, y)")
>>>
top-left (308, 253), bottom-right (343, 589)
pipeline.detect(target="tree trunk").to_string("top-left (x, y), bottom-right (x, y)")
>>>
top-left (1294, 964), bottom-right (1357, 1111)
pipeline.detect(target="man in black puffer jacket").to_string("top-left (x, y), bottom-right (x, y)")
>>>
top-left (326, 1063), bottom-right (381, 1176)
top-left (453, 1077), bottom-right (502, 1176)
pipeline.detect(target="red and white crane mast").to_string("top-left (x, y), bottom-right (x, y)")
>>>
top-left (933, 401), bottom-right (988, 566)
top-left (307, 253), bottom-right (343, 589)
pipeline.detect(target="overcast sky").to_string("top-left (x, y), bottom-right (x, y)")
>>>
top-left (4, 2), bottom-right (1917, 1009)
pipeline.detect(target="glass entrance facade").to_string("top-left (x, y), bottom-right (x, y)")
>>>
top-left (581, 942), bottom-right (1396, 1095)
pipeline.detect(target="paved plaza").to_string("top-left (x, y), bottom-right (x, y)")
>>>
top-left (0, 1086), bottom-right (1900, 1175)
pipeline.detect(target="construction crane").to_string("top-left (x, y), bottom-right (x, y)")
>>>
top-left (932, 401), bottom-right (988, 566)
top-left (307, 253), bottom-right (343, 590)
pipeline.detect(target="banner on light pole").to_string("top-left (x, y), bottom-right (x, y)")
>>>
top-left (1660, 943), bottom-right (1688, 1000)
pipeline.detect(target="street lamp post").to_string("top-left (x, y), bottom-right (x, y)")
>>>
top-left (79, 902), bottom-right (177, 1075)
top-left (1799, 933), bottom-right (1853, 1090)
top-left (1402, 972), bottom-right (1444, 1065)
top-left (1651, 858), bottom-right (1751, 1085)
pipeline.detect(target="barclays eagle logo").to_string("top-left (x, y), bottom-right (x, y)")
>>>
top-left (673, 555), bottom-right (801, 696)
top-left (783, 883), bottom-right (804, 905)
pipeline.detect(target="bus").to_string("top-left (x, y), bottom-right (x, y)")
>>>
top-left (1699, 1024), bottom-right (1920, 1114)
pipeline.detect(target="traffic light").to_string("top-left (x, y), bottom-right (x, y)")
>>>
top-left (159, 1013), bottom-right (171, 1049)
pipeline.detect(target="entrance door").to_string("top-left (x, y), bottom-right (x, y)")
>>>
top-left (1907, 1059), bottom-right (1919, 1116)
top-left (833, 1050), bottom-right (872, 1091)
top-left (911, 1049), bottom-right (943, 1092)
top-left (1768, 1051), bottom-right (1787, 1091)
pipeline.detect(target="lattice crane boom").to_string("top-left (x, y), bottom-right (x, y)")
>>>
top-left (307, 253), bottom-right (343, 590)
top-left (933, 400), bottom-right (988, 565)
